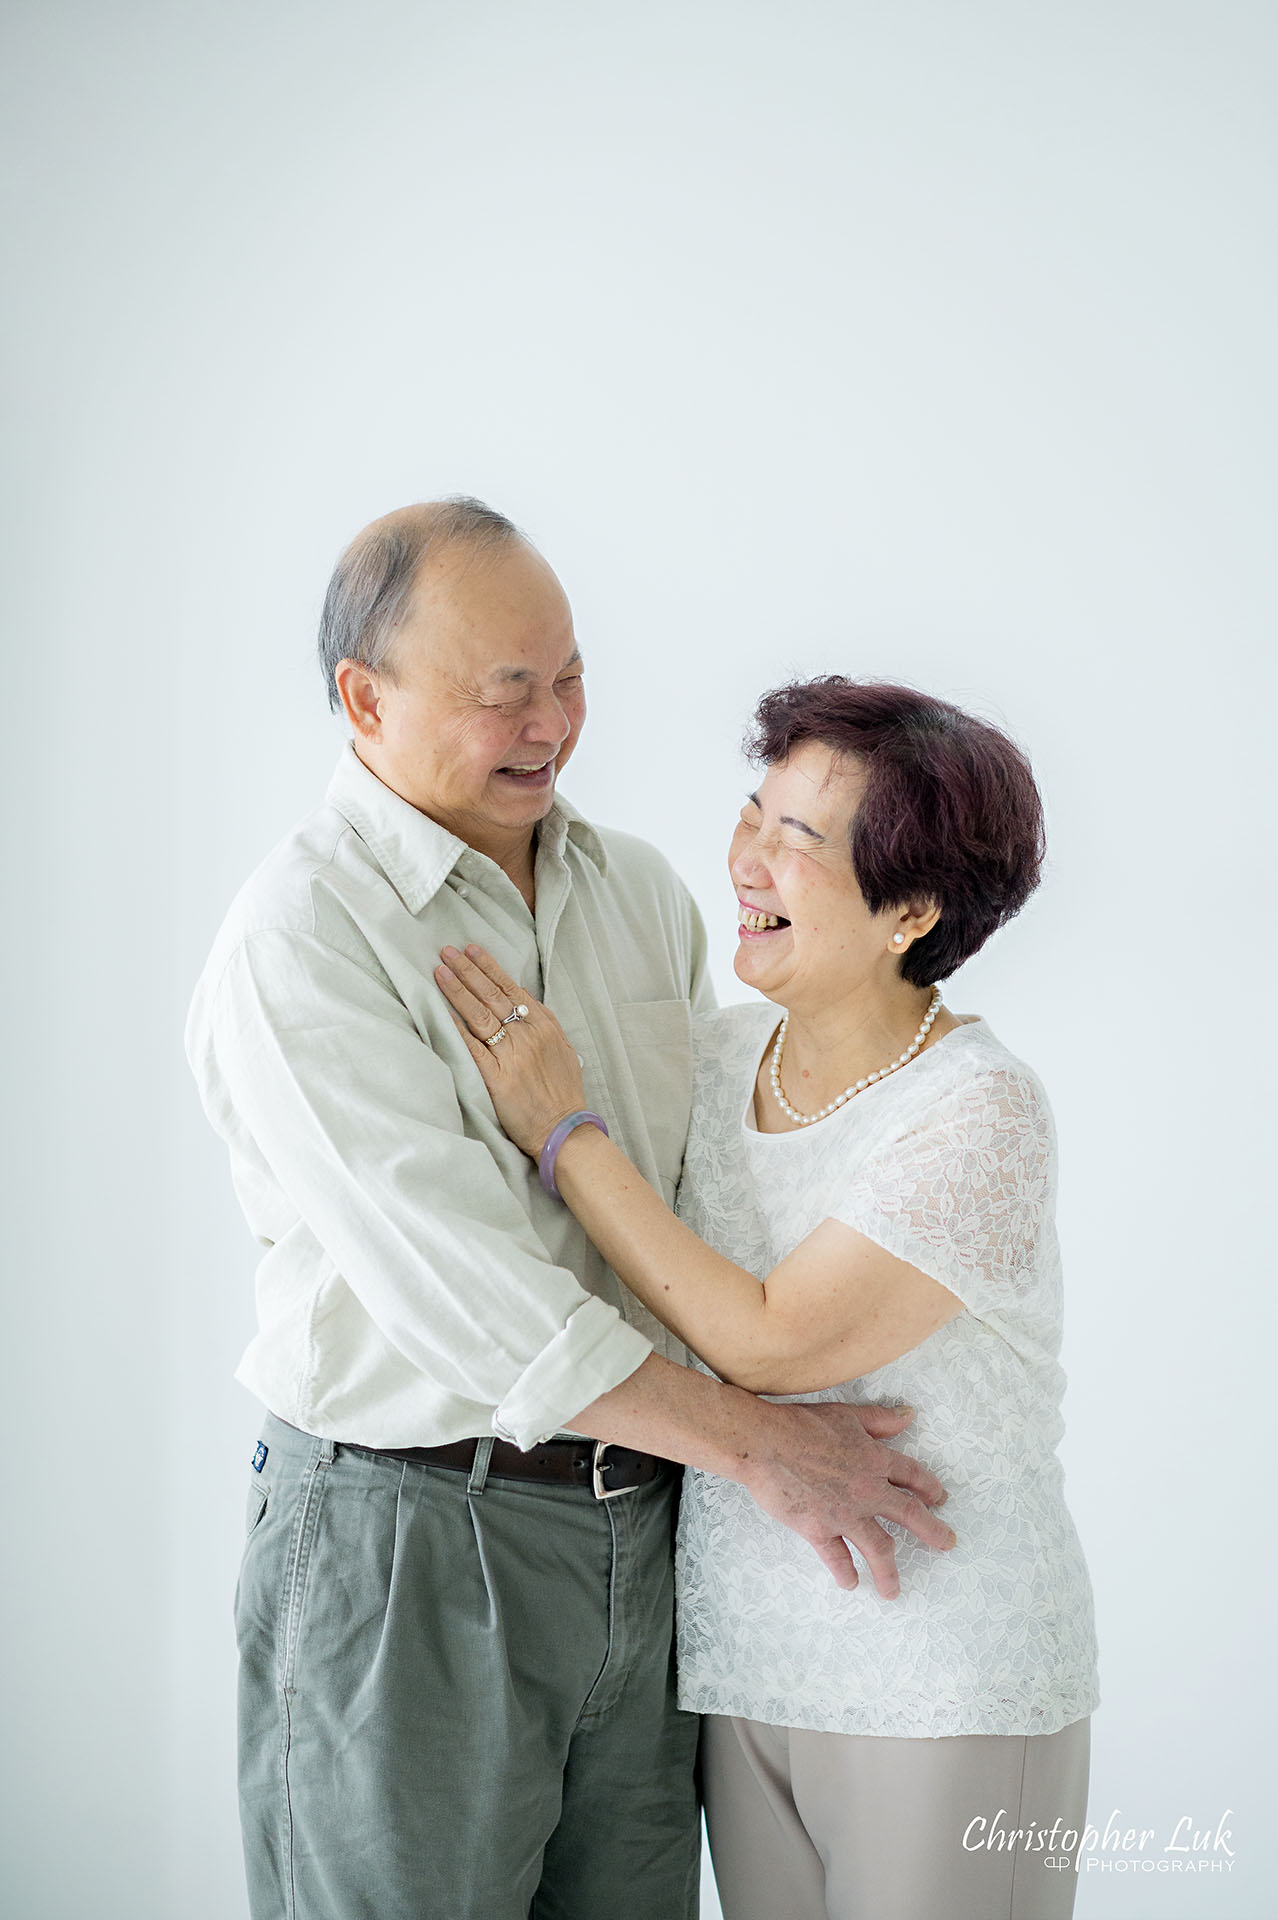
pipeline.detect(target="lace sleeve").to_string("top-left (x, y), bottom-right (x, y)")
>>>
top-left (828, 1065), bottom-right (1057, 1320)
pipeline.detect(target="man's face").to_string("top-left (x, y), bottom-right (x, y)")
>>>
top-left (361, 539), bottom-right (586, 855)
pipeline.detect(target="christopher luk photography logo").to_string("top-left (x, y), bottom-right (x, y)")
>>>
top-left (962, 1806), bottom-right (1236, 1877)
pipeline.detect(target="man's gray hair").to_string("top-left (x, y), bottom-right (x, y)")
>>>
top-left (318, 496), bottom-right (523, 711)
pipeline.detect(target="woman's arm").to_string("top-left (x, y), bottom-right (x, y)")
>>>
top-left (436, 944), bottom-right (962, 1394)
top-left (553, 1123), bottom-right (962, 1392)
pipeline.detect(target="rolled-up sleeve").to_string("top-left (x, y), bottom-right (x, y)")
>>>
top-left (195, 928), bottom-right (651, 1448)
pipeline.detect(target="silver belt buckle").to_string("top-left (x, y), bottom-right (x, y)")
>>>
top-left (591, 1440), bottom-right (638, 1500)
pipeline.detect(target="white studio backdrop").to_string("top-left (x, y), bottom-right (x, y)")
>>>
top-left (2, 4), bottom-right (1274, 1916)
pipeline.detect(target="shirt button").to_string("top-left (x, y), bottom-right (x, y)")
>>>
top-left (457, 885), bottom-right (469, 899)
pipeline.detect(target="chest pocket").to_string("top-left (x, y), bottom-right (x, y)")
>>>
top-left (614, 999), bottom-right (694, 1201)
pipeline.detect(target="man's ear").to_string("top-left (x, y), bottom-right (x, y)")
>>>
top-left (335, 659), bottom-right (385, 742)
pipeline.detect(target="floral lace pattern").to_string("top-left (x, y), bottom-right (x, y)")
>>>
top-left (674, 1002), bottom-right (1099, 1738)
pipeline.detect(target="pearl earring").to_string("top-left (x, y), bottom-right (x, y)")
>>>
top-left (892, 934), bottom-right (905, 945)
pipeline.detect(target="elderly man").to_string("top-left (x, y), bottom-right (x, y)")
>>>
top-left (186, 498), bottom-right (953, 1920)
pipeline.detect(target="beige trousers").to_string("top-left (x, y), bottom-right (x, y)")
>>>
top-left (701, 1713), bottom-right (1091, 1920)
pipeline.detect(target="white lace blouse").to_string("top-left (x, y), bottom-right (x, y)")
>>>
top-left (674, 1002), bottom-right (1099, 1739)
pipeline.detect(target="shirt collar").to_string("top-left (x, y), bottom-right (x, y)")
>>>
top-left (325, 743), bottom-right (607, 913)
top-left (538, 788), bottom-right (609, 878)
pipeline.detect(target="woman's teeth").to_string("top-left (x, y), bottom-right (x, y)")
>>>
top-left (738, 907), bottom-right (783, 931)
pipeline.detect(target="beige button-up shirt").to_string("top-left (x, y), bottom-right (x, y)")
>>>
top-left (186, 744), bottom-right (714, 1451)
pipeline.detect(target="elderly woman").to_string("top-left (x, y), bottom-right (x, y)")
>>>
top-left (435, 678), bottom-right (1098, 1920)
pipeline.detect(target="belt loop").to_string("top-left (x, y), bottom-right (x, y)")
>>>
top-left (317, 1436), bottom-right (335, 1466)
top-left (467, 1436), bottom-right (495, 1496)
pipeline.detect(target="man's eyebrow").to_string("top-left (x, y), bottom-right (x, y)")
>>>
top-left (745, 791), bottom-right (823, 841)
top-left (487, 648), bottom-right (583, 687)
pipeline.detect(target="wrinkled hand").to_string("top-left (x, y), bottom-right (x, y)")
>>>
top-left (747, 1399), bottom-right (955, 1597)
top-left (436, 944), bottom-right (588, 1159)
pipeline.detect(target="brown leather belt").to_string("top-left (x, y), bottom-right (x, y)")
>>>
top-left (343, 1435), bottom-right (674, 1500)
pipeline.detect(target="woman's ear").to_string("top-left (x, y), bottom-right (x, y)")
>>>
top-left (889, 902), bottom-right (941, 953)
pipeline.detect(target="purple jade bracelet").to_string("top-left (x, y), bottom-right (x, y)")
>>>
top-left (538, 1110), bottom-right (610, 1198)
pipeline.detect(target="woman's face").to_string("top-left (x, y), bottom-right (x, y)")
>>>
top-left (729, 741), bottom-right (906, 1009)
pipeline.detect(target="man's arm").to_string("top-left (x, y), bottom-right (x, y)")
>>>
top-left (187, 926), bottom-right (652, 1449)
top-left (572, 1353), bottom-right (955, 1597)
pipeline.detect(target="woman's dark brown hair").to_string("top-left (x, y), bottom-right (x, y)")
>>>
top-left (748, 678), bottom-right (1046, 985)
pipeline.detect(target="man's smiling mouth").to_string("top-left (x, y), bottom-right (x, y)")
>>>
top-left (496, 759), bottom-right (555, 783)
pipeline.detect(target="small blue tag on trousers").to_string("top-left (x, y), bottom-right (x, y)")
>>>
top-left (252, 1442), bottom-right (268, 1473)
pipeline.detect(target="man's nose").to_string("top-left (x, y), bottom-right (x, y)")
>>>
top-left (519, 686), bottom-right (572, 746)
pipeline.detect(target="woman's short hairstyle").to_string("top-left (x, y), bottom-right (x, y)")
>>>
top-left (747, 678), bottom-right (1045, 986)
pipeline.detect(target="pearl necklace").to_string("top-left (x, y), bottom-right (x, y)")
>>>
top-left (769, 985), bottom-right (944, 1126)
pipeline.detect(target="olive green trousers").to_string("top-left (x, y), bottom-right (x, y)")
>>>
top-left (235, 1414), bottom-right (700, 1920)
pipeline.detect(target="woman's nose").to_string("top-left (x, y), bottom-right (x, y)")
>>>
top-left (730, 837), bottom-right (773, 892)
